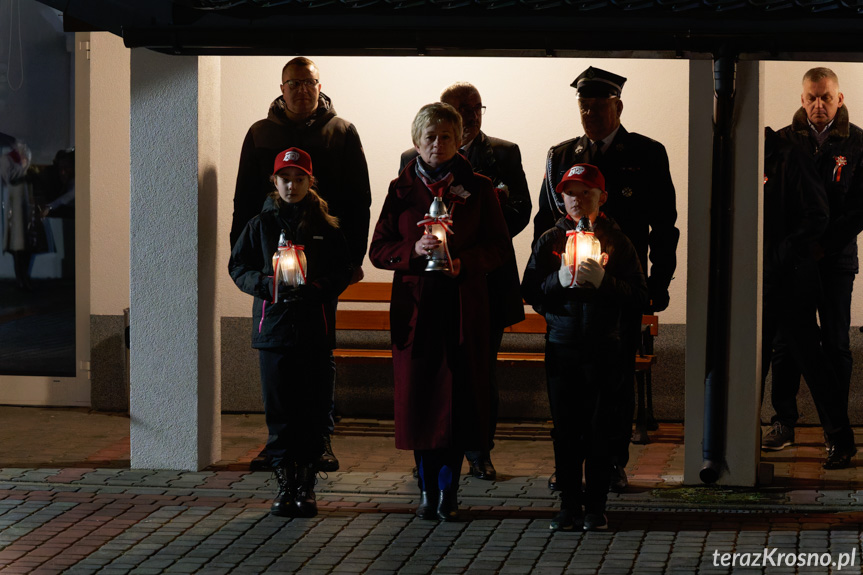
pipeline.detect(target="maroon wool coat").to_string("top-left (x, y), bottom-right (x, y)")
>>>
top-left (369, 154), bottom-right (514, 451)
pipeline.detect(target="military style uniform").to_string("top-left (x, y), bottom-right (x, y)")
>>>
top-left (532, 127), bottom-right (679, 312)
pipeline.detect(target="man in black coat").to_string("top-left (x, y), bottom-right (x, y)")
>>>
top-left (533, 67), bottom-right (680, 493)
top-left (400, 82), bottom-right (531, 481)
top-left (765, 67), bottom-right (863, 468)
top-left (231, 57), bottom-right (372, 473)
top-left (762, 127), bottom-right (857, 469)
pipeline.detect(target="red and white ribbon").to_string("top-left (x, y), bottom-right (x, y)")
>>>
top-left (834, 156), bottom-right (847, 183)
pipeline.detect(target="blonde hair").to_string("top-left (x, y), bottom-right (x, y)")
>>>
top-left (411, 102), bottom-right (463, 148)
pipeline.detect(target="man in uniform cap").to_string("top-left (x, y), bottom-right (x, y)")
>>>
top-left (532, 66), bottom-right (680, 493)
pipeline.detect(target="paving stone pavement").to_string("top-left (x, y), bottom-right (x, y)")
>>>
top-left (1, 408), bottom-right (863, 574)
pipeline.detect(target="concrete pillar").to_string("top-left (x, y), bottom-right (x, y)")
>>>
top-left (129, 49), bottom-right (221, 470)
top-left (684, 60), bottom-right (764, 486)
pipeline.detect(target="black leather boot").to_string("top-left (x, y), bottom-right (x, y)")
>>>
top-left (416, 491), bottom-right (437, 520)
top-left (436, 489), bottom-right (459, 521)
top-left (295, 463), bottom-right (318, 517)
top-left (318, 434), bottom-right (339, 472)
top-left (270, 462), bottom-right (297, 517)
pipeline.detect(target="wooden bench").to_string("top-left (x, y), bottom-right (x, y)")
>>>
top-left (335, 281), bottom-right (657, 372)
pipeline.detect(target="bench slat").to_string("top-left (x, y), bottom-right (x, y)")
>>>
top-left (335, 283), bottom-right (658, 370)
top-left (335, 309), bottom-right (390, 331)
top-left (333, 347), bottom-right (656, 370)
top-left (340, 282), bottom-right (392, 302)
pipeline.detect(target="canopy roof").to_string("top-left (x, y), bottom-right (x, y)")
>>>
top-left (40, 0), bottom-right (863, 58)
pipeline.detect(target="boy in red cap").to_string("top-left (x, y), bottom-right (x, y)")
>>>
top-left (521, 164), bottom-right (647, 531)
top-left (229, 147), bottom-right (352, 518)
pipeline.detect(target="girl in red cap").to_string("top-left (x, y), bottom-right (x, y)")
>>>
top-left (229, 147), bottom-right (352, 518)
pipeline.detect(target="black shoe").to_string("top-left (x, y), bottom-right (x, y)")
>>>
top-left (548, 473), bottom-right (558, 491)
top-left (318, 434), bottom-right (339, 472)
top-left (436, 489), bottom-right (459, 521)
top-left (250, 449), bottom-right (273, 472)
top-left (549, 508), bottom-right (582, 532)
top-left (761, 421), bottom-right (794, 451)
top-left (295, 463), bottom-right (318, 517)
top-left (583, 513), bottom-right (608, 531)
top-left (824, 444), bottom-right (857, 470)
top-left (468, 455), bottom-right (497, 481)
top-left (609, 465), bottom-right (628, 493)
top-left (270, 463), bottom-right (298, 517)
top-left (631, 426), bottom-right (650, 445)
top-left (416, 491), bottom-right (437, 520)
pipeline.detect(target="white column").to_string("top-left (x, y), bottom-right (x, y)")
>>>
top-left (684, 60), bottom-right (764, 486)
top-left (129, 49), bottom-right (221, 470)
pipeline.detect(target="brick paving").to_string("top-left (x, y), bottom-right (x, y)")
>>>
top-left (1, 408), bottom-right (863, 573)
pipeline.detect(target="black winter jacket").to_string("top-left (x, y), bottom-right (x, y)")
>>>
top-left (777, 106), bottom-right (863, 272)
top-left (230, 93), bottom-right (371, 269)
top-left (532, 126), bottom-right (678, 312)
top-left (521, 214), bottom-right (647, 345)
top-left (763, 127), bottom-right (829, 288)
top-left (229, 195), bottom-right (352, 350)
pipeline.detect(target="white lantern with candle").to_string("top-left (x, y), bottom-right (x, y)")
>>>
top-left (420, 196), bottom-right (453, 272)
top-left (564, 216), bottom-right (601, 286)
top-left (271, 230), bottom-right (307, 302)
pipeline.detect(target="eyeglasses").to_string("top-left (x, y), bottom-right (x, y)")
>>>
top-left (457, 105), bottom-right (486, 117)
top-left (283, 79), bottom-right (320, 90)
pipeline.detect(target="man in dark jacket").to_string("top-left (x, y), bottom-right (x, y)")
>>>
top-left (765, 68), bottom-right (863, 468)
top-left (231, 57), bottom-right (372, 473)
top-left (533, 67), bottom-right (679, 492)
top-left (762, 127), bottom-right (856, 469)
top-left (399, 83), bottom-right (530, 481)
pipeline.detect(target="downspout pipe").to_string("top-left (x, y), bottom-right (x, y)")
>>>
top-left (701, 52), bottom-right (737, 484)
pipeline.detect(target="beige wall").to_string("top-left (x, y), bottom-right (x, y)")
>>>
top-left (218, 56), bottom-right (691, 323)
top-left (94, 45), bottom-right (863, 328)
top-left (89, 33), bottom-right (130, 315)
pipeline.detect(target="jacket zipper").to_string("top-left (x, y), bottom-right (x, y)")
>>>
top-left (321, 303), bottom-right (328, 335)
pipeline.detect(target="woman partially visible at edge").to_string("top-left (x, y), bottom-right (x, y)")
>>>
top-left (369, 102), bottom-right (514, 521)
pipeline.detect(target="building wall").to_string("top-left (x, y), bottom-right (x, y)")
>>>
top-left (217, 56), bottom-right (690, 325)
top-left (83, 37), bottom-right (863, 419)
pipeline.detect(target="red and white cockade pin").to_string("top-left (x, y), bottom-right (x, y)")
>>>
top-left (834, 155), bottom-right (848, 182)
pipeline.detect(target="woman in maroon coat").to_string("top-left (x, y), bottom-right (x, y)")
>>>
top-left (370, 103), bottom-right (513, 521)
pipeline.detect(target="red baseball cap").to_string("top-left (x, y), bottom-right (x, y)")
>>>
top-left (273, 147), bottom-right (313, 177)
top-left (555, 163), bottom-right (605, 195)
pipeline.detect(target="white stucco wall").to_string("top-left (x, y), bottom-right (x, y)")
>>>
top-left (217, 56), bottom-right (691, 324)
top-left (129, 49), bottom-right (220, 470)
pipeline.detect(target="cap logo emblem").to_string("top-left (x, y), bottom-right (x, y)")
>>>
top-left (569, 166), bottom-right (586, 176)
top-left (284, 151), bottom-right (300, 162)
